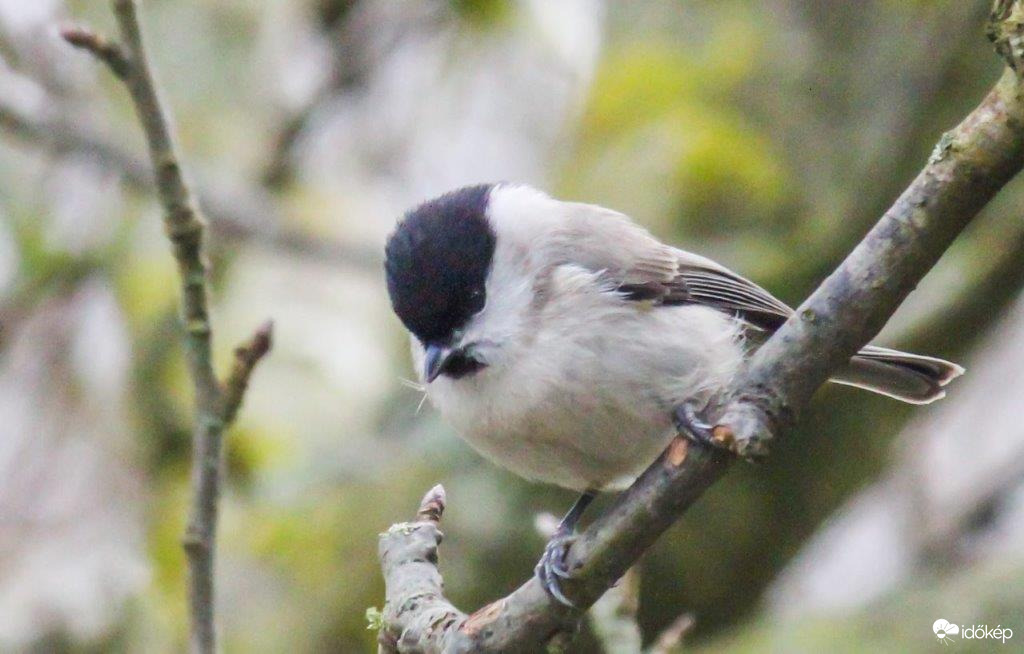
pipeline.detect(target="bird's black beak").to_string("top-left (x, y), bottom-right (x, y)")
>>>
top-left (424, 343), bottom-right (452, 383)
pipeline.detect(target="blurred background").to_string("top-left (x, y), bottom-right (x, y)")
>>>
top-left (1, 0), bottom-right (1022, 651)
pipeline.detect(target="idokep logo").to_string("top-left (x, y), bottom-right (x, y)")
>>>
top-left (933, 619), bottom-right (1014, 645)
top-left (933, 619), bottom-right (959, 644)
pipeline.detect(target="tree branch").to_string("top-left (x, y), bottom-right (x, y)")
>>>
top-left (378, 485), bottom-right (467, 654)
top-left (716, 64), bottom-right (1024, 458)
top-left (376, 4), bottom-right (1024, 651)
top-left (62, 2), bottom-right (273, 651)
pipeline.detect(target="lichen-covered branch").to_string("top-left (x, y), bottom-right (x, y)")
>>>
top-left (378, 485), bottom-right (468, 654)
top-left (376, 4), bottom-right (1024, 652)
top-left (61, 2), bottom-right (273, 651)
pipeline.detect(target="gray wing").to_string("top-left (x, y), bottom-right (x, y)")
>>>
top-left (661, 251), bottom-right (792, 331)
top-left (554, 202), bottom-right (793, 330)
top-left (610, 244), bottom-right (793, 330)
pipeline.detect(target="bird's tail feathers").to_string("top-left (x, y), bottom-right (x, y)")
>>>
top-left (829, 345), bottom-right (964, 405)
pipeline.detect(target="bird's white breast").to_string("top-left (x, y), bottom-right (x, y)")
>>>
top-left (420, 264), bottom-right (744, 492)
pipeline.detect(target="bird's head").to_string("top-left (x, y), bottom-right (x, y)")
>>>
top-left (384, 184), bottom-right (498, 383)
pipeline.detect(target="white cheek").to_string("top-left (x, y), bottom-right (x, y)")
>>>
top-left (461, 275), bottom-right (532, 360)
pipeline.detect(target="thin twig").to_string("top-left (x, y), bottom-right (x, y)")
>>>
top-left (61, 2), bottom-right (273, 651)
top-left (376, 4), bottom-right (1024, 651)
top-left (61, 26), bottom-right (131, 79)
top-left (258, 0), bottom-right (436, 189)
top-left (221, 320), bottom-right (274, 425)
top-left (647, 613), bottom-right (695, 654)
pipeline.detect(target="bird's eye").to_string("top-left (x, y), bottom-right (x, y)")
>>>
top-left (441, 349), bottom-right (487, 379)
top-left (467, 287), bottom-right (485, 311)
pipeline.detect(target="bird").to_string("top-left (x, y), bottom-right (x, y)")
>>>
top-left (383, 182), bottom-right (963, 605)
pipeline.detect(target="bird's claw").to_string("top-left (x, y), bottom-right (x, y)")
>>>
top-left (673, 403), bottom-right (733, 453)
top-left (535, 530), bottom-right (578, 607)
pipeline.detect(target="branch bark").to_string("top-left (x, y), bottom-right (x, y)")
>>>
top-left (62, 2), bottom-right (273, 652)
top-left (378, 485), bottom-right (466, 653)
top-left (716, 64), bottom-right (1024, 458)
top-left (377, 5), bottom-right (1024, 652)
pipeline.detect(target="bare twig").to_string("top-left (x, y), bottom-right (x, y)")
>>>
top-left (221, 320), bottom-right (274, 425)
top-left (647, 613), bottom-right (695, 654)
top-left (259, 0), bottom-right (363, 188)
top-left (61, 2), bottom-right (273, 651)
top-left (258, 0), bottom-right (440, 189)
top-left (61, 26), bottom-right (131, 79)
top-left (377, 5), bottom-right (1024, 651)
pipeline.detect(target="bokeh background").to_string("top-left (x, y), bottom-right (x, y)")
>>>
top-left (2, 0), bottom-right (1023, 652)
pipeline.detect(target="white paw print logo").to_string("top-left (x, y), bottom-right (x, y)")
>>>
top-left (934, 619), bottom-right (960, 645)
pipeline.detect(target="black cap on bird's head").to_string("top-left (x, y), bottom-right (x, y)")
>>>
top-left (384, 184), bottom-right (496, 380)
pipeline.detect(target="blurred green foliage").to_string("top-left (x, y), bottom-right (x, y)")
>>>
top-left (449, 0), bottom-right (511, 28)
top-left (1, 1), bottom-right (1018, 652)
top-left (572, 40), bottom-right (791, 236)
top-left (700, 560), bottom-right (1024, 653)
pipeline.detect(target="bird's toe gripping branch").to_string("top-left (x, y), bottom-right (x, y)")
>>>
top-left (673, 401), bottom-right (771, 462)
top-left (535, 531), bottom-right (579, 607)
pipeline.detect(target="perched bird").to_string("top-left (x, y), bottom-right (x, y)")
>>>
top-left (383, 183), bottom-right (962, 604)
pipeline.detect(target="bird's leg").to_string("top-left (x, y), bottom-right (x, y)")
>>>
top-left (535, 490), bottom-right (596, 607)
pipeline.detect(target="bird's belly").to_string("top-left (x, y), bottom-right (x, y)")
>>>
top-left (426, 304), bottom-right (742, 491)
top-left (456, 391), bottom-right (676, 492)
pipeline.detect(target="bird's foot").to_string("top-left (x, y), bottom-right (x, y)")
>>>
top-left (535, 528), bottom-right (578, 607)
top-left (673, 403), bottom-right (770, 461)
top-left (673, 403), bottom-right (737, 454)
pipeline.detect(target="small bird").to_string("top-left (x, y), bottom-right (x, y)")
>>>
top-left (383, 183), bottom-right (962, 605)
